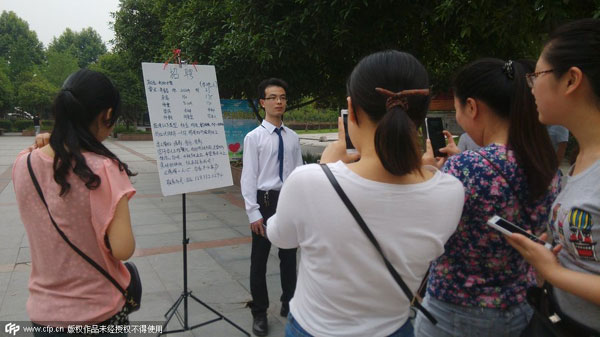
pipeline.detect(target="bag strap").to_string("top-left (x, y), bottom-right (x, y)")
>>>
top-left (319, 163), bottom-right (437, 325)
top-left (26, 153), bottom-right (128, 297)
top-left (474, 150), bottom-right (531, 223)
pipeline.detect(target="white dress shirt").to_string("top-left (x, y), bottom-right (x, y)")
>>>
top-left (241, 119), bottom-right (303, 223)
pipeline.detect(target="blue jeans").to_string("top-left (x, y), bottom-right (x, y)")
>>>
top-left (413, 296), bottom-right (532, 337)
top-left (285, 312), bottom-right (414, 337)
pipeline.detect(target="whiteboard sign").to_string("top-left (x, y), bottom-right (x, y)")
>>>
top-left (142, 63), bottom-right (233, 196)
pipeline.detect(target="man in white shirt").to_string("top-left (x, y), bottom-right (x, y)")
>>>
top-left (241, 78), bottom-right (303, 336)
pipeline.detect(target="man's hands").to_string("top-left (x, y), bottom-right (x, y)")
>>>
top-left (27, 132), bottom-right (50, 152)
top-left (422, 130), bottom-right (460, 169)
top-left (250, 218), bottom-right (265, 237)
top-left (320, 116), bottom-right (360, 164)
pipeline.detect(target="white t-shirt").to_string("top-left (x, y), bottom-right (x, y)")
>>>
top-left (267, 161), bottom-right (465, 337)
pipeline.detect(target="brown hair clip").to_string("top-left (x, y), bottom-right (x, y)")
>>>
top-left (375, 87), bottom-right (430, 111)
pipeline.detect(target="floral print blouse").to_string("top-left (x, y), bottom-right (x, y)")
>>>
top-left (426, 144), bottom-right (560, 309)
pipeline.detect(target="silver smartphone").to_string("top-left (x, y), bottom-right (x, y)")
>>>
top-left (340, 109), bottom-right (357, 154)
top-left (487, 215), bottom-right (552, 249)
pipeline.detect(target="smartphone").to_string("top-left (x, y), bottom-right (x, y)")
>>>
top-left (341, 109), bottom-right (357, 154)
top-left (424, 117), bottom-right (447, 157)
top-left (487, 215), bottom-right (552, 249)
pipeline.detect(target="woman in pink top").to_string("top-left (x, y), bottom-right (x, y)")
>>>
top-left (12, 69), bottom-right (137, 331)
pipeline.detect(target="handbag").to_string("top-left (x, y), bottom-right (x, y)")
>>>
top-left (27, 153), bottom-right (142, 314)
top-left (520, 283), bottom-right (600, 337)
top-left (319, 163), bottom-right (438, 325)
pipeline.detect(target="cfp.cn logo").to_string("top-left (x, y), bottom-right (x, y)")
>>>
top-left (4, 323), bottom-right (20, 336)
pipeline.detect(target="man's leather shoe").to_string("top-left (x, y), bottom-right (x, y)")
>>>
top-left (280, 302), bottom-right (289, 317)
top-left (252, 315), bottom-right (268, 336)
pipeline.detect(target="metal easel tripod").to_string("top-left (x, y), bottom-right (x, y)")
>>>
top-left (160, 193), bottom-right (250, 336)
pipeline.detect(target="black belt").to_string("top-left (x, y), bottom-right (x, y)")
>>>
top-left (257, 190), bottom-right (280, 207)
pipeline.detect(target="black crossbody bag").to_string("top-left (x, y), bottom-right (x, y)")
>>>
top-left (27, 153), bottom-right (141, 314)
top-left (319, 163), bottom-right (437, 325)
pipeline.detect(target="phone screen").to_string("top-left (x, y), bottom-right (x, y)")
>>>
top-left (341, 109), bottom-right (355, 151)
top-left (426, 117), bottom-right (447, 157)
top-left (494, 218), bottom-right (545, 244)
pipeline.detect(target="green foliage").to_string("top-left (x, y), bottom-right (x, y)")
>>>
top-left (0, 11), bottom-right (44, 82)
top-left (302, 151), bottom-right (320, 164)
top-left (0, 65), bottom-right (13, 113)
top-left (42, 50), bottom-right (80, 88)
top-left (112, 0), bottom-right (173, 71)
top-left (17, 76), bottom-right (57, 116)
top-left (0, 119), bottom-right (12, 131)
top-left (89, 53), bottom-right (147, 126)
top-left (285, 101), bottom-right (338, 123)
top-left (110, 0), bottom-right (599, 109)
top-left (13, 119), bottom-right (33, 131)
top-left (47, 28), bottom-right (107, 68)
top-left (113, 124), bottom-right (150, 134)
top-left (41, 119), bottom-right (54, 128)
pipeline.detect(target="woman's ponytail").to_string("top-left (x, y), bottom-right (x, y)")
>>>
top-left (374, 88), bottom-right (430, 175)
top-left (347, 50), bottom-right (430, 176)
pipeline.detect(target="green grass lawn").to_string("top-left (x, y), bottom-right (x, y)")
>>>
top-left (295, 128), bottom-right (338, 134)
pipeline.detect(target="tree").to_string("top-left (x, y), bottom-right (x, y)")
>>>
top-left (0, 64), bottom-right (13, 116)
top-left (47, 27), bottom-right (107, 68)
top-left (112, 0), bottom-right (173, 69)
top-left (43, 50), bottom-right (80, 88)
top-left (0, 11), bottom-right (44, 85)
top-left (17, 76), bottom-right (57, 118)
top-left (110, 0), bottom-right (600, 111)
top-left (89, 53), bottom-right (146, 128)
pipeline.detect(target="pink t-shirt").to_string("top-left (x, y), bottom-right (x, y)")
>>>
top-left (12, 149), bottom-right (135, 325)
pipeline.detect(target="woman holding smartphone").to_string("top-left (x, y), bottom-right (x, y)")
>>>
top-left (12, 69), bottom-right (136, 331)
top-left (507, 18), bottom-right (600, 335)
top-left (266, 50), bottom-right (465, 337)
top-left (416, 58), bottom-right (561, 337)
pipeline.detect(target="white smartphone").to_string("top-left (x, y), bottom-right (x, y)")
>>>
top-left (340, 109), bottom-right (357, 154)
top-left (487, 215), bottom-right (552, 249)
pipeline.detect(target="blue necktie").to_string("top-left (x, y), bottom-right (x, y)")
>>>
top-left (274, 127), bottom-right (284, 181)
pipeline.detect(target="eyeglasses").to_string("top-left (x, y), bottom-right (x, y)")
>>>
top-left (525, 69), bottom-right (554, 88)
top-left (264, 95), bottom-right (287, 102)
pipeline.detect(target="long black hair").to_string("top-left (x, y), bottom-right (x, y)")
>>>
top-left (543, 18), bottom-right (600, 105)
top-left (453, 59), bottom-right (557, 200)
top-left (347, 50), bottom-right (430, 176)
top-left (50, 69), bottom-right (135, 196)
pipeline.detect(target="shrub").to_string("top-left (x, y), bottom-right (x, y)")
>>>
top-left (302, 151), bottom-right (320, 164)
top-left (41, 119), bottom-right (54, 128)
top-left (14, 119), bottom-right (33, 131)
top-left (0, 119), bottom-right (12, 131)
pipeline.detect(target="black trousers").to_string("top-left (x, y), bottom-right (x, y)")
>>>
top-left (250, 190), bottom-right (297, 317)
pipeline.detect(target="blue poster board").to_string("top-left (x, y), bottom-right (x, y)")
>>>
top-left (221, 99), bottom-right (259, 160)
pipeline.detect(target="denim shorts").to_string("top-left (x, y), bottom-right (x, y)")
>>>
top-left (413, 295), bottom-right (532, 337)
top-left (285, 312), bottom-right (414, 337)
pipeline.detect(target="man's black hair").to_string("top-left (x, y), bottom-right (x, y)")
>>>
top-left (257, 78), bottom-right (288, 99)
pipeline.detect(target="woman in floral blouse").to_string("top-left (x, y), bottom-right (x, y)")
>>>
top-left (415, 59), bottom-right (561, 337)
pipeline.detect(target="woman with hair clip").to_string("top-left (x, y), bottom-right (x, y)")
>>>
top-left (265, 50), bottom-right (465, 337)
top-left (415, 59), bottom-right (561, 337)
top-left (12, 69), bottom-right (136, 333)
top-left (507, 18), bottom-right (600, 336)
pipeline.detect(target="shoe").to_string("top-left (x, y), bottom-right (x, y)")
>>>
top-left (252, 315), bottom-right (268, 336)
top-left (280, 302), bottom-right (289, 317)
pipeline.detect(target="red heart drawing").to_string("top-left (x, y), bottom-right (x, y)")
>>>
top-left (229, 143), bottom-right (241, 153)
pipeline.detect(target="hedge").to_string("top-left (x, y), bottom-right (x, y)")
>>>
top-left (0, 119), bottom-right (12, 131)
top-left (13, 120), bottom-right (33, 131)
